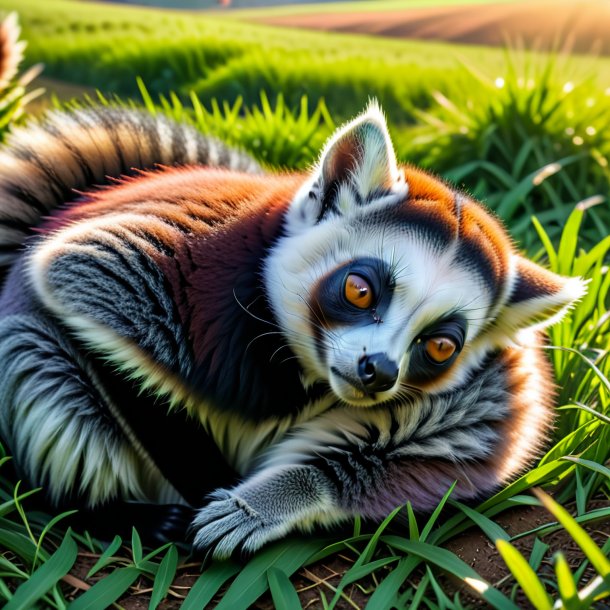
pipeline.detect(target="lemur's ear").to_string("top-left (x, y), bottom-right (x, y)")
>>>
top-left (286, 101), bottom-right (405, 231)
top-left (498, 255), bottom-right (587, 334)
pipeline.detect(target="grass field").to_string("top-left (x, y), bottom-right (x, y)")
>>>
top-left (0, 1), bottom-right (609, 608)
top-left (5, 0), bottom-right (610, 118)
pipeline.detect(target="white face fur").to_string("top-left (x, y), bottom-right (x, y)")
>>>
top-left (264, 103), bottom-right (586, 406)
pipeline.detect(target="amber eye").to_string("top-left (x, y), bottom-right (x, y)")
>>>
top-left (425, 337), bottom-right (457, 363)
top-left (344, 274), bottom-right (373, 309)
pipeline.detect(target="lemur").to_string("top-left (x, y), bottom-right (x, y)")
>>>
top-left (0, 103), bottom-right (584, 558)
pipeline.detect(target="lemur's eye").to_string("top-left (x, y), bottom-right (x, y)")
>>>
top-left (344, 274), bottom-right (373, 309)
top-left (424, 337), bottom-right (457, 363)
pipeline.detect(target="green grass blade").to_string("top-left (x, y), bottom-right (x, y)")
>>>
top-left (33, 509), bottom-right (78, 570)
top-left (409, 570), bottom-right (430, 610)
top-left (131, 528), bottom-right (143, 566)
top-left (562, 456), bottom-right (610, 481)
top-left (421, 481), bottom-right (456, 542)
top-left (86, 535), bottom-right (122, 578)
top-left (267, 566), bottom-right (302, 610)
top-left (142, 541), bottom-right (174, 563)
top-left (577, 574), bottom-right (610, 608)
top-left (365, 555), bottom-right (421, 610)
top-left (148, 545), bottom-right (178, 610)
top-left (554, 552), bottom-right (580, 610)
top-left (215, 538), bottom-right (325, 610)
top-left (530, 216), bottom-right (558, 270)
top-left (181, 561), bottom-right (240, 610)
top-left (382, 537), bottom-right (519, 609)
top-left (556, 403), bottom-right (610, 426)
top-left (0, 527), bottom-right (38, 564)
top-left (510, 505), bottom-right (610, 541)
top-left (336, 556), bottom-right (400, 588)
top-left (496, 539), bottom-right (552, 610)
top-left (544, 346), bottom-right (610, 397)
top-left (534, 489), bottom-right (610, 578)
top-left (0, 488), bottom-right (41, 519)
top-left (406, 502), bottom-right (420, 540)
top-left (426, 564), bottom-right (455, 608)
top-left (557, 208), bottom-right (584, 276)
top-left (67, 566), bottom-right (140, 610)
top-left (476, 459), bottom-right (573, 513)
top-left (528, 538), bottom-right (549, 571)
top-left (306, 535), bottom-right (371, 565)
top-left (4, 531), bottom-right (77, 610)
top-left (136, 76), bottom-right (156, 115)
top-left (449, 500), bottom-right (509, 542)
top-left (357, 504), bottom-right (402, 566)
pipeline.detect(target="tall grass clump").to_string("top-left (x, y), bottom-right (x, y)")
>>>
top-left (99, 80), bottom-right (335, 170)
top-left (0, 12), bottom-right (41, 140)
top-left (497, 489), bottom-right (610, 609)
top-left (405, 53), bottom-right (610, 249)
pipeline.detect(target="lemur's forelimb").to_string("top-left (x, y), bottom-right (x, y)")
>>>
top-left (193, 359), bottom-right (513, 558)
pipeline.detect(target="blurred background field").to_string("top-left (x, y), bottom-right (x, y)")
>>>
top-left (0, 0), bottom-right (609, 608)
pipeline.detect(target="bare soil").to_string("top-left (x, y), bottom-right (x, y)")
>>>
top-left (251, 0), bottom-right (610, 55)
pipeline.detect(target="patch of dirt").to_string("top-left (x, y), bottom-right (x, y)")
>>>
top-left (250, 0), bottom-right (610, 55)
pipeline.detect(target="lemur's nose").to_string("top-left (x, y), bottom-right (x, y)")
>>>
top-left (358, 353), bottom-right (398, 392)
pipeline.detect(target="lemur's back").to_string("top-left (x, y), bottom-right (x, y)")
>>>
top-left (0, 104), bottom-right (584, 557)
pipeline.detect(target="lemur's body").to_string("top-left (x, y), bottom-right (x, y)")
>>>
top-left (0, 105), bottom-right (584, 557)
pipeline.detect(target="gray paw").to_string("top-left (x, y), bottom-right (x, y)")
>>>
top-left (192, 490), bottom-right (286, 559)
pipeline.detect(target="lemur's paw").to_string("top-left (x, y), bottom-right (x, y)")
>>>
top-left (191, 490), bottom-right (284, 560)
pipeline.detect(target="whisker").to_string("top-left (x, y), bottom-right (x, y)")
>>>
top-left (269, 342), bottom-right (293, 363)
top-left (232, 288), bottom-right (280, 329)
top-left (245, 330), bottom-right (285, 355)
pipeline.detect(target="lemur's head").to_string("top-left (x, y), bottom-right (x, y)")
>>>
top-left (264, 103), bottom-right (586, 406)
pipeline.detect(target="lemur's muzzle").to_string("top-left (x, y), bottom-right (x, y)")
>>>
top-left (358, 353), bottom-right (399, 393)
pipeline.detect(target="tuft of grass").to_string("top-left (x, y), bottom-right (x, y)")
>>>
top-left (88, 80), bottom-right (335, 171)
top-left (497, 489), bottom-right (610, 609)
top-left (404, 52), bottom-right (610, 248)
top-left (0, 12), bottom-right (42, 140)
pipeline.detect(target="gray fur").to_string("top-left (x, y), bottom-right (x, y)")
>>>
top-left (41, 222), bottom-right (192, 378)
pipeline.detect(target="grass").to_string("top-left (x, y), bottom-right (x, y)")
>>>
top-left (0, 12), bottom-right (42, 140)
top-left (5, 0), bottom-right (610, 124)
top-left (403, 52), bottom-right (610, 249)
top-left (0, 2), bottom-right (609, 608)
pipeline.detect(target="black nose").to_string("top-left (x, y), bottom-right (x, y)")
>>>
top-left (358, 353), bottom-right (399, 392)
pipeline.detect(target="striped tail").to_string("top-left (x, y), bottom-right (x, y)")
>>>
top-left (0, 106), bottom-right (261, 266)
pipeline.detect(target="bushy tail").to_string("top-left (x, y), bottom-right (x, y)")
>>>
top-left (0, 106), bottom-right (261, 266)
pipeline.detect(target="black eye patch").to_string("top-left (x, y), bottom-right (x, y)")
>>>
top-left (407, 316), bottom-right (468, 384)
top-left (311, 257), bottom-right (394, 327)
